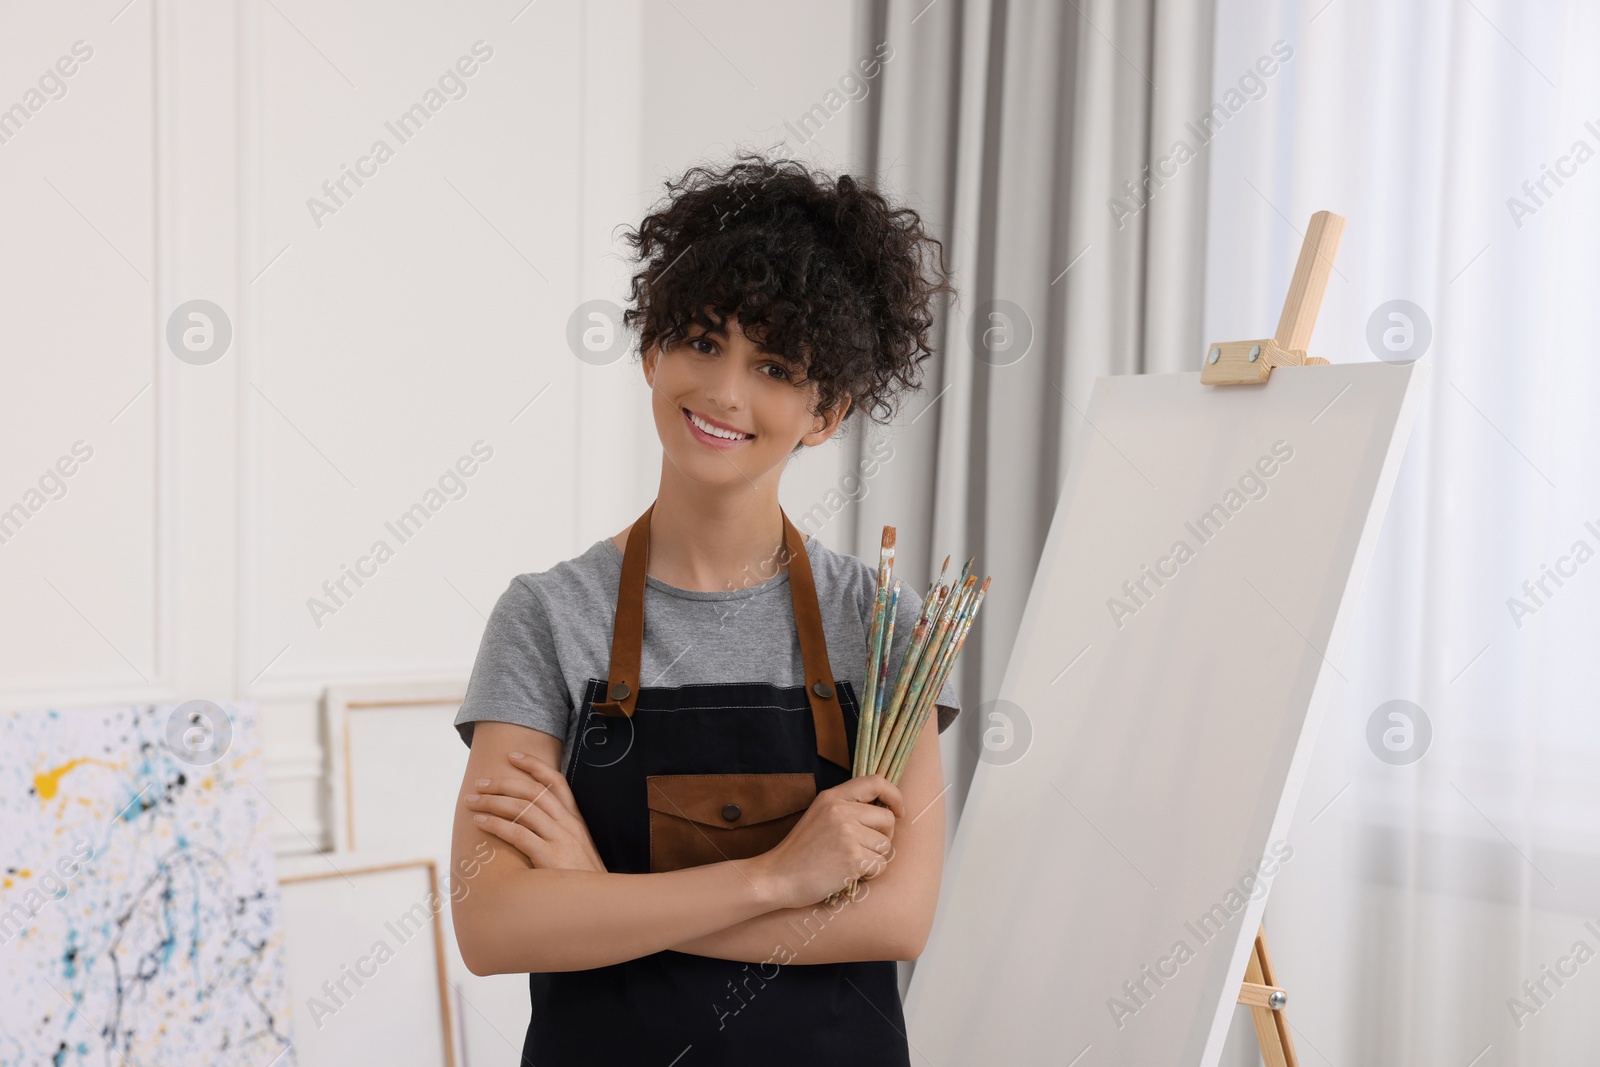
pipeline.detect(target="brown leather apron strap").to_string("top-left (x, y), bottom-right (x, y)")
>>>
top-left (591, 502), bottom-right (849, 769)
top-left (590, 502), bottom-right (655, 720)
top-left (779, 509), bottom-right (850, 769)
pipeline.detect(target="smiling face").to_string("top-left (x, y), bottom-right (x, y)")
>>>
top-left (642, 309), bottom-right (851, 491)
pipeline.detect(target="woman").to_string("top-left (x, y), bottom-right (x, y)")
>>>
top-left (448, 151), bottom-right (962, 1065)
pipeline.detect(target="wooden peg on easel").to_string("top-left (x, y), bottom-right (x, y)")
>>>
top-left (1236, 923), bottom-right (1298, 1066)
top-left (1202, 210), bottom-right (1346, 385)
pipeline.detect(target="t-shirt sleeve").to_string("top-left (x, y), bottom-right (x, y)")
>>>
top-left (870, 572), bottom-right (963, 735)
top-left (452, 576), bottom-right (571, 749)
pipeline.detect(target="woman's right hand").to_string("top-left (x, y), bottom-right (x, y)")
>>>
top-left (752, 774), bottom-right (906, 910)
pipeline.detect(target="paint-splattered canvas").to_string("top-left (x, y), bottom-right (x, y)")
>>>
top-left (0, 700), bottom-right (295, 1067)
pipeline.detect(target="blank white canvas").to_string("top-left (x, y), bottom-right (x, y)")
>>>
top-left (277, 857), bottom-right (453, 1067)
top-left (905, 362), bottom-right (1429, 1066)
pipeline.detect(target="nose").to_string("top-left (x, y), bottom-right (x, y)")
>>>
top-left (700, 346), bottom-right (747, 413)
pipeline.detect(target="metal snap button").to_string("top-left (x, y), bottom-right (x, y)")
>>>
top-left (812, 680), bottom-right (834, 699)
top-left (721, 803), bottom-right (741, 822)
top-left (609, 681), bottom-right (630, 701)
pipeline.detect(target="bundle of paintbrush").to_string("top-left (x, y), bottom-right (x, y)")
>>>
top-left (825, 526), bottom-right (990, 906)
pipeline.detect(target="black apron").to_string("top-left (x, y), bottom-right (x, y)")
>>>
top-left (522, 502), bottom-right (911, 1066)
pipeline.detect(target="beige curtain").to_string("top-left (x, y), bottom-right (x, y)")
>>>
top-left (847, 0), bottom-right (1217, 821)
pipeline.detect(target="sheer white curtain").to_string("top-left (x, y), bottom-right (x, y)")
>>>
top-left (1207, 1), bottom-right (1600, 1062)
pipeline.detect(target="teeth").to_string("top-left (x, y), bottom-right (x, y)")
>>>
top-left (689, 411), bottom-right (751, 440)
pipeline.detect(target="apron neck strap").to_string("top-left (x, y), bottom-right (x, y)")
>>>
top-left (591, 501), bottom-right (850, 769)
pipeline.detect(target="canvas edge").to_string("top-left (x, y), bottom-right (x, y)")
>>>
top-left (1196, 361), bottom-right (1433, 1065)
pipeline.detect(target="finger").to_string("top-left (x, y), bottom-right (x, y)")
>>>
top-left (466, 790), bottom-right (565, 841)
top-left (474, 771), bottom-right (562, 807)
top-left (837, 773), bottom-right (906, 818)
top-left (855, 822), bottom-right (893, 853)
top-left (470, 775), bottom-right (568, 821)
top-left (506, 753), bottom-right (583, 815)
top-left (853, 804), bottom-right (898, 838)
top-left (854, 825), bottom-right (892, 856)
top-left (855, 834), bottom-right (894, 879)
top-left (472, 813), bottom-right (550, 866)
top-left (466, 793), bottom-right (562, 837)
top-left (491, 764), bottom-right (602, 852)
top-left (869, 776), bottom-right (906, 819)
top-left (850, 791), bottom-right (901, 828)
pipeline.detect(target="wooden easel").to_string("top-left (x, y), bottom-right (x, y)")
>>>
top-left (1206, 208), bottom-right (1347, 1066)
top-left (1202, 208), bottom-right (1343, 386)
top-left (1235, 922), bottom-right (1297, 1066)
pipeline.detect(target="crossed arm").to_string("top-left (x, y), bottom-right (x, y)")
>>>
top-left (448, 718), bottom-right (948, 975)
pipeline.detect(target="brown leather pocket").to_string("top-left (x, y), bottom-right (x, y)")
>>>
top-left (645, 772), bottom-right (816, 873)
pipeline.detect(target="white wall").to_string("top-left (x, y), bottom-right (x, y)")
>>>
top-left (0, 0), bottom-right (863, 845)
top-left (1, 1), bottom-right (862, 1062)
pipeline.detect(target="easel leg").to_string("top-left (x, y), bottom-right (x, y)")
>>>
top-left (1243, 924), bottom-right (1298, 1067)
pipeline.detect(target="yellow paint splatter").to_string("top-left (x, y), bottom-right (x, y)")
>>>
top-left (33, 758), bottom-right (120, 801)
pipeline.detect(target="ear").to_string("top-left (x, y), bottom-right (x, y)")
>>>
top-left (642, 340), bottom-right (658, 387)
top-left (799, 393), bottom-right (852, 448)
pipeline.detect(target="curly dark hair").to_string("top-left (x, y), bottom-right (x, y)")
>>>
top-left (619, 150), bottom-right (957, 441)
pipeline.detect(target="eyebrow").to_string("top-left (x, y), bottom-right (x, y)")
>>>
top-left (685, 322), bottom-right (729, 341)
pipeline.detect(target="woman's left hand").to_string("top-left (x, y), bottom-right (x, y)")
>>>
top-left (464, 752), bottom-right (608, 873)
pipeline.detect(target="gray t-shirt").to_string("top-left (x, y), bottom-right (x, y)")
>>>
top-left (453, 533), bottom-right (962, 763)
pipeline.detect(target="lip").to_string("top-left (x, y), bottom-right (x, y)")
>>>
top-left (682, 407), bottom-right (754, 450)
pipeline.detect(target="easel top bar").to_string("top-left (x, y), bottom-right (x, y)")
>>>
top-left (1202, 209), bottom-right (1345, 386)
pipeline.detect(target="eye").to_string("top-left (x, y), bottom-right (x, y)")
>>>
top-left (687, 336), bottom-right (716, 354)
top-left (761, 362), bottom-right (793, 382)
